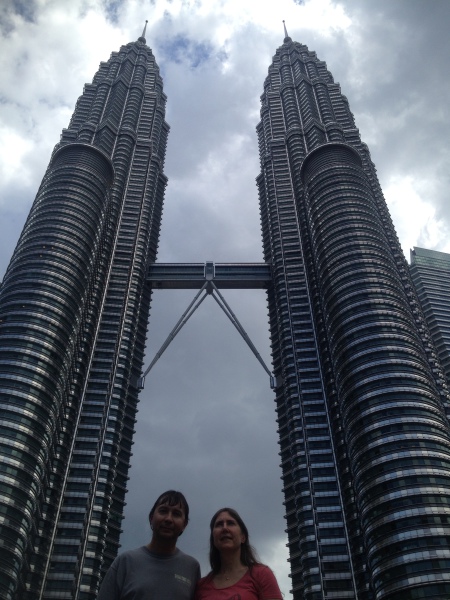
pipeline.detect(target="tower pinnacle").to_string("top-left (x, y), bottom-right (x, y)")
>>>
top-left (282, 20), bottom-right (292, 43)
top-left (138, 20), bottom-right (148, 43)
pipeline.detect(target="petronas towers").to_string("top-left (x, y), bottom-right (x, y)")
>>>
top-left (1, 27), bottom-right (450, 600)
top-left (0, 30), bottom-right (168, 599)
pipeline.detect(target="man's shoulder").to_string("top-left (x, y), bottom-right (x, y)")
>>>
top-left (119, 546), bottom-right (148, 557)
top-left (174, 549), bottom-right (200, 568)
top-left (113, 546), bottom-right (199, 571)
top-left (176, 549), bottom-right (199, 562)
top-left (113, 546), bottom-right (149, 564)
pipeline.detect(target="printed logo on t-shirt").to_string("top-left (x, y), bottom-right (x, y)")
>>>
top-left (174, 573), bottom-right (191, 586)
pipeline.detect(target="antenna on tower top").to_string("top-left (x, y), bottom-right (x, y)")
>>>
top-left (138, 20), bottom-right (148, 43)
top-left (282, 20), bottom-right (292, 43)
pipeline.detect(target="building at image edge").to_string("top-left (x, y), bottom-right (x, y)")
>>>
top-left (0, 30), bottom-right (168, 599)
top-left (256, 33), bottom-right (450, 600)
top-left (410, 247), bottom-right (450, 388)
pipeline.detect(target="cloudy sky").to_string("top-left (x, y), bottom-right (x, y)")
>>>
top-left (1, 0), bottom-right (450, 597)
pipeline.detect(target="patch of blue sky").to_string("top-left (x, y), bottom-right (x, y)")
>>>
top-left (12, 0), bottom-right (37, 22)
top-left (103, 0), bottom-right (124, 25)
top-left (216, 49), bottom-right (228, 64)
top-left (0, 0), bottom-right (36, 35)
top-left (159, 35), bottom-right (214, 69)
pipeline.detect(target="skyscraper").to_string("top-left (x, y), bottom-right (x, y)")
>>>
top-left (2, 24), bottom-right (450, 600)
top-left (257, 31), bottom-right (450, 600)
top-left (0, 28), bottom-right (168, 599)
top-left (410, 247), bottom-right (450, 386)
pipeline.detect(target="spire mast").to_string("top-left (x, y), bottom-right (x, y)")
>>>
top-left (138, 20), bottom-right (148, 43)
top-left (282, 20), bottom-right (292, 43)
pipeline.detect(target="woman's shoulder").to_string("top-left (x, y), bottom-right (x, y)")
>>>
top-left (250, 564), bottom-right (272, 576)
top-left (249, 564), bottom-right (282, 598)
top-left (196, 573), bottom-right (214, 589)
top-left (249, 564), bottom-right (279, 585)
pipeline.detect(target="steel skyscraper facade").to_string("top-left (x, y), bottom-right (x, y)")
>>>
top-left (257, 33), bottom-right (450, 600)
top-left (0, 30), bottom-right (168, 599)
top-left (410, 247), bottom-right (450, 387)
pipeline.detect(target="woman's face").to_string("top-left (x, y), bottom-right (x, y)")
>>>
top-left (212, 511), bottom-right (246, 552)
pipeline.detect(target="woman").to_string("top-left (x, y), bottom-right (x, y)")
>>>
top-left (195, 507), bottom-right (283, 600)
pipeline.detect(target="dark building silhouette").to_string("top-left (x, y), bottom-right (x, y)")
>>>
top-left (257, 32), bottom-right (450, 600)
top-left (2, 26), bottom-right (450, 600)
top-left (0, 29), bottom-right (168, 599)
top-left (410, 247), bottom-right (450, 386)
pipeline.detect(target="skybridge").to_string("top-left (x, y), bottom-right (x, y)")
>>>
top-left (147, 261), bottom-right (272, 289)
top-left (142, 261), bottom-right (278, 389)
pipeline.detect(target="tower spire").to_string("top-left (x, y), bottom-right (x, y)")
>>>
top-left (282, 20), bottom-right (291, 42)
top-left (138, 20), bottom-right (148, 43)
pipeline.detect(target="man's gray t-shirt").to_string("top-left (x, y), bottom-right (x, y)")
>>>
top-left (97, 546), bottom-right (200, 600)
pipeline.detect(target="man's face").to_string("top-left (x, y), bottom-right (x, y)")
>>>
top-left (150, 502), bottom-right (187, 542)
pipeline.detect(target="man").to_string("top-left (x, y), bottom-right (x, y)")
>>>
top-left (97, 490), bottom-right (200, 599)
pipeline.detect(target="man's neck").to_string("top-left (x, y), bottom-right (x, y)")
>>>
top-left (146, 539), bottom-right (178, 555)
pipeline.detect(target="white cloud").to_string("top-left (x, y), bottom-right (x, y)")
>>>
top-left (261, 537), bottom-right (293, 600)
top-left (385, 175), bottom-right (450, 257)
top-left (0, 126), bottom-right (33, 186)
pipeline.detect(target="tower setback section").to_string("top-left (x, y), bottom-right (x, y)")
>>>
top-left (257, 35), bottom-right (450, 600)
top-left (0, 34), bottom-right (169, 599)
top-left (410, 247), bottom-right (450, 387)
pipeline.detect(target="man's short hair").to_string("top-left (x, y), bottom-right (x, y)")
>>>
top-left (149, 490), bottom-right (190, 525)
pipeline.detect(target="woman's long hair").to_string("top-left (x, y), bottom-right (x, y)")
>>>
top-left (208, 507), bottom-right (261, 574)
